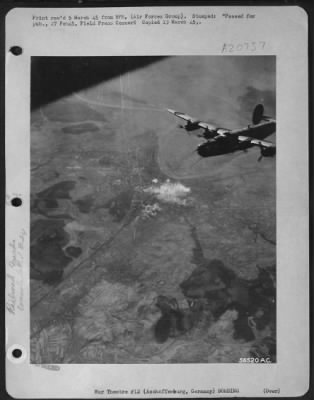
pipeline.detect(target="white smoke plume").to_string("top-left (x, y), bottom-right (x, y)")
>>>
top-left (144, 180), bottom-right (191, 206)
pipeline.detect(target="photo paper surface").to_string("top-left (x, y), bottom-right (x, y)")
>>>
top-left (5, 6), bottom-right (309, 398)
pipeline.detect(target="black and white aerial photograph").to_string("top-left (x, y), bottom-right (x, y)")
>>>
top-left (30, 56), bottom-right (276, 364)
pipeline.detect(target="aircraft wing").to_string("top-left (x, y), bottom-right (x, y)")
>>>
top-left (238, 136), bottom-right (275, 148)
top-left (167, 109), bottom-right (221, 135)
top-left (198, 121), bottom-right (221, 132)
top-left (167, 109), bottom-right (200, 124)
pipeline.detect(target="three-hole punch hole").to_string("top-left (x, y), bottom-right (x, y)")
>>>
top-left (7, 345), bottom-right (26, 363)
top-left (11, 197), bottom-right (22, 207)
top-left (10, 46), bottom-right (23, 56)
top-left (12, 348), bottom-right (22, 359)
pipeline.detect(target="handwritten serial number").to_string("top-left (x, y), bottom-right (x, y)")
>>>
top-left (222, 41), bottom-right (266, 53)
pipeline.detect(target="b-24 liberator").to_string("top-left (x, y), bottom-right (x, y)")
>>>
top-left (168, 104), bottom-right (276, 161)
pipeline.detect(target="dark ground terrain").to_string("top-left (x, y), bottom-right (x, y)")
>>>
top-left (30, 56), bottom-right (276, 363)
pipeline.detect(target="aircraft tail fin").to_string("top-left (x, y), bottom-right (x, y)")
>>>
top-left (252, 104), bottom-right (274, 124)
top-left (252, 104), bottom-right (265, 124)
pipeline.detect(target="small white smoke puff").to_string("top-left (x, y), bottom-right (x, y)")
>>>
top-left (141, 203), bottom-right (162, 219)
top-left (144, 181), bottom-right (191, 205)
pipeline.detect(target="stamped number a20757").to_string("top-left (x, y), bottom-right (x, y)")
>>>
top-left (222, 41), bottom-right (266, 53)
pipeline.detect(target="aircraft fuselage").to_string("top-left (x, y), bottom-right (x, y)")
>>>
top-left (233, 120), bottom-right (276, 141)
top-left (197, 120), bottom-right (276, 158)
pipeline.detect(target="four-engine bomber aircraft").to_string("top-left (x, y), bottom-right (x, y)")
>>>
top-left (168, 104), bottom-right (276, 161)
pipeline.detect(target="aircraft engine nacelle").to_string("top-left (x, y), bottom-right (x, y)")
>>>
top-left (179, 121), bottom-right (200, 131)
top-left (260, 146), bottom-right (276, 157)
top-left (202, 129), bottom-right (218, 139)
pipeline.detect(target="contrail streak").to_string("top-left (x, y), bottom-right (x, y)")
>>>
top-left (74, 92), bottom-right (165, 113)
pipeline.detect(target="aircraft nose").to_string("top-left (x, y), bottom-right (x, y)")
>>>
top-left (197, 144), bottom-right (209, 157)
